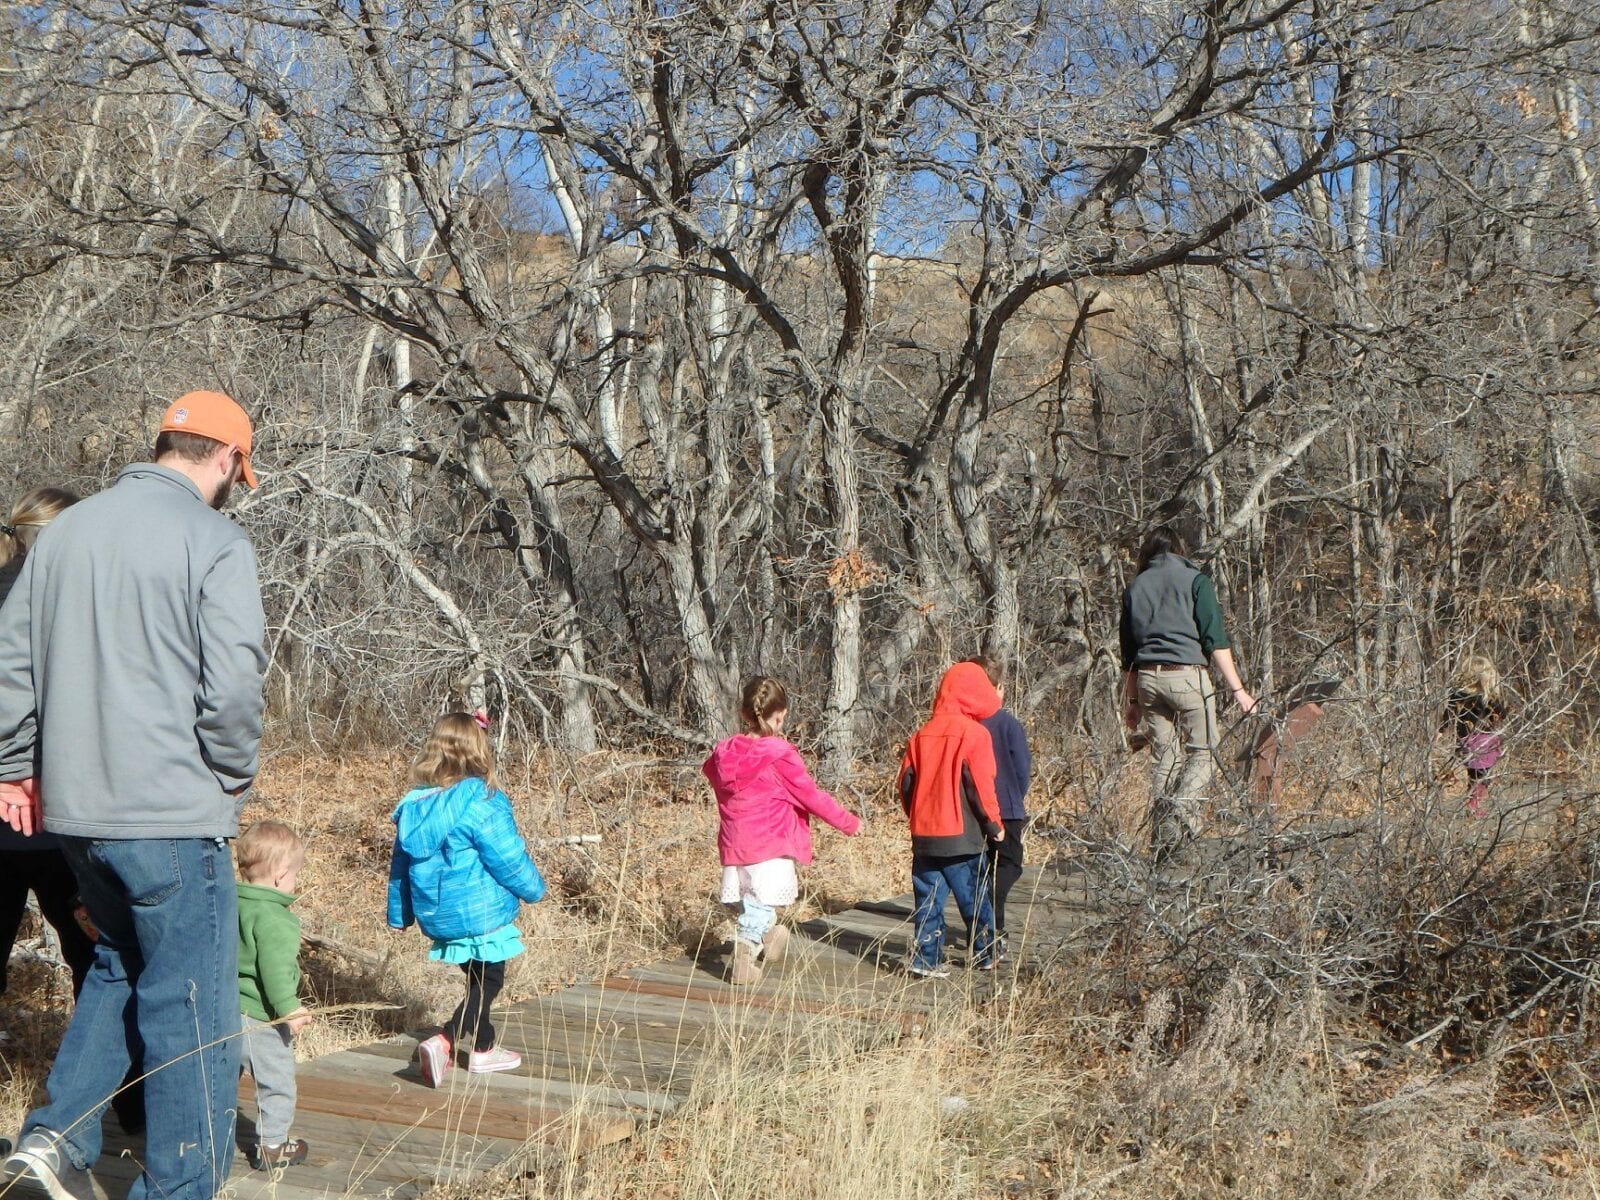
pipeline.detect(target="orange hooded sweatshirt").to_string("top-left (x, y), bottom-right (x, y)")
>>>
top-left (897, 662), bottom-right (1004, 857)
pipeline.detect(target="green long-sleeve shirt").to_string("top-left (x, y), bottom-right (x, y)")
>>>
top-left (237, 882), bottom-right (302, 1023)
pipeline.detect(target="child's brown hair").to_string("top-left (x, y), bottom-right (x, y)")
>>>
top-left (739, 676), bottom-right (788, 736)
top-left (412, 712), bottom-right (496, 791)
top-left (236, 820), bottom-right (305, 883)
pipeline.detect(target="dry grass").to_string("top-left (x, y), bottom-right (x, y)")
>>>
top-left (473, 968), bottom-right (1600, 1200)
top-left (6, 740), bottom-right (1600, 1200)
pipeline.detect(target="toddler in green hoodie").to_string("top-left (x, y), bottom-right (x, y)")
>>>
top-left (236, 820), bottom-right (312, 1171)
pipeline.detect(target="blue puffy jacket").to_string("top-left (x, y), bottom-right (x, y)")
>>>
top-left (386, 777), bottom-right (546, 942)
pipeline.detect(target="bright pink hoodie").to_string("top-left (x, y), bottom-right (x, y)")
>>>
top-left (703, 735), bottom-right (861, 867)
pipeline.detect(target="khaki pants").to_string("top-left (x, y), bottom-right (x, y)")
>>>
top-left (1136, 666), bottom-right (1218, 855)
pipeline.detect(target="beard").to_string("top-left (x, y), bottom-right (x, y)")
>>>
top-left (210, 460), bottom-right (242, 510)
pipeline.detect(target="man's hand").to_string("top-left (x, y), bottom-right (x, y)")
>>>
top-left (0, 778), bottom-right (39, 836)
top-left (1232, 688), bottom-right (1258, 715)
top-left (282, 1008), bottom-right (313, 1034)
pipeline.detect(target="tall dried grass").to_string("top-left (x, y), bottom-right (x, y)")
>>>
top-left (6, 734), bottom-right (1600, 1200)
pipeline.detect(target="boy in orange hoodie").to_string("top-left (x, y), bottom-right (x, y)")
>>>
top-left (897, 661), bottom-right (1006, 977)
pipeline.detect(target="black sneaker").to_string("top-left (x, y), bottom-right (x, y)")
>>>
top-left (2, 1131), bottom-right (105, 1200)
top-left (247, 1139), bottom-right (310, 1170)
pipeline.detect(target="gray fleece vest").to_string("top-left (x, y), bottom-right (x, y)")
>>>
top-left (1124, 553), bottom-right (1207, 666)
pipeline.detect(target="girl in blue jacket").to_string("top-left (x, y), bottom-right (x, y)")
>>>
top-left (387, 712), bottom-right (545, 1087)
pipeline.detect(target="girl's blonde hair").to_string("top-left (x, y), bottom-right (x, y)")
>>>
top-left (236, 819), bottom-right (304, 882)
top-left (1454, 655), bottom-right (1500, 699)
top-left (739, 676), bottom-right (788, 735)
top-left (412, 712), bottom-right (496, 790)
top-left (0, 487), bottom-right (79, 569)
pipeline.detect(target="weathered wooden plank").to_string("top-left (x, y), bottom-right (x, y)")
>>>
top-left (589, 971), bottom-right (922, 1025)
top-left (320, 1048), bottom-right (676, 1117)
top-left (352, 1032), bottom-right (694, 1101)
top-left (287, 1068), bottom-right (634, 1151)
top-left (229, 1117), bottom-right (520, 1197)
top-left (94, 1117), bottom-right (517, 1200)
top-left (625, 946), bottom-right (912, 1009)
top-left (507, 1011), bottom-right (720, 1072)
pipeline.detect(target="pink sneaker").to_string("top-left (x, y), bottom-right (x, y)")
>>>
top-left (467, 1046), bottom-right (521, 1075)
top-left (416, 1033), bottom-right (453, 1088)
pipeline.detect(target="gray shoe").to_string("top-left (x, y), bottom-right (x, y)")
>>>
top-left (2, 1131), bottom-right (104, 1200)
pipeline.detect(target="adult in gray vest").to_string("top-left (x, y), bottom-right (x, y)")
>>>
top-left (1119, 526), bottom-right (1256, 860)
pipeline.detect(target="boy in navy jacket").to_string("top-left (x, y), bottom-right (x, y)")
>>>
top-left (969, 657), bottom-right (1031, 947)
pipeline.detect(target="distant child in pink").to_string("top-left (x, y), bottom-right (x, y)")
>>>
top-left (1443, 655), bottom-right (1508, 818)
top-left (702, 677), bottom-right (862, 986)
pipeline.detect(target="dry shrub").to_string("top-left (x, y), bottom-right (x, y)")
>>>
top-left (1062, 977), bottom-right (1600, 1200)
top-left (1062, 696), bottom-right (1600, 1099)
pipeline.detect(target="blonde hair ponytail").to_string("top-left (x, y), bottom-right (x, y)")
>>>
top-left (1454, 655), bottom-right (1500, 700)
top-left (0, 487), bottom-right (79, 569)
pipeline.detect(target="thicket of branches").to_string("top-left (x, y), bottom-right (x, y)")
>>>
top-left (1, 0), bottom-right (1598, 768)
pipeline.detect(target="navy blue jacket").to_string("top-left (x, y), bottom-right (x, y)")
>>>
top-left (980, 708), bottom-right (1032, 822)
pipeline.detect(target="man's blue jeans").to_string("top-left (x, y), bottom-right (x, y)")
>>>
top-left (910, 852), bottom-right (996, 971)
top-left (25, 837), bottom-right (240, 1200)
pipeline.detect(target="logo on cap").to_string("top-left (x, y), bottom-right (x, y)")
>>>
top-left (172, 408), bottom-right (189, 426)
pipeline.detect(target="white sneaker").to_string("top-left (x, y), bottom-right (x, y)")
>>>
top-left (2, 1131), bottom-right (104, 1200)
top-left (467, 1046), bottom-right (522, 1074)
top-left (907, 961), bottom-right (952, 979)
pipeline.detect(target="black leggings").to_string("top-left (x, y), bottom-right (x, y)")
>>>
top-left (0, 848), bottom-right (96, 996)
top-left (448, 960), bottom-right (506, 1053)
top-left (0, 848), bottom-right (145, 1131)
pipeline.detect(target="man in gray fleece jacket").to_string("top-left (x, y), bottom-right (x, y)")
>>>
top-left (0, 390), bottom-right (267, 1200)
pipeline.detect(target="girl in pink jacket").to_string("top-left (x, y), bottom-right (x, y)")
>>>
top-left (703, 676), bottom-right (862, 985)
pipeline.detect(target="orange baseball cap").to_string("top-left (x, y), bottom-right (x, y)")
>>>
top-left (160, 390), bottom-right (258, 488)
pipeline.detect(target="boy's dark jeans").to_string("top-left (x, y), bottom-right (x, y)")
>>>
top-left (985, 819), bottom-right (1027, 935)
top-left (910, 852), bottom-right (997, 971)
top-left (449, 959), bottom-right (506, 1052)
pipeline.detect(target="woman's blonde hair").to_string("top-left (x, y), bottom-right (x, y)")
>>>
top-left (739, 676), bottom-right (788, 736)
top-left (1454, 655), bottom-right (1500, 699)
top-left (0, 487), bottom-right (79, 569)
top-left (236, 820), bottom-right (304, 882)
top-left (411, 712), bottom-right (496, 790)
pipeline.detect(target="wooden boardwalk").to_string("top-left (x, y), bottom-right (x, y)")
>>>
top-left (85, 867), bottom-right (1092, 1200)
top-left (75, 778), bottom-right (1588, 1200)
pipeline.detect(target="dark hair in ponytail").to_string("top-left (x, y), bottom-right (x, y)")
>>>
top-left (739, 676), bottom-right (789, 735)
top-left (1136, 525), bottom-right (1185, 572)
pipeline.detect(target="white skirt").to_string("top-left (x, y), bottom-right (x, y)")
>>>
top-left (720, 857), bottom-right (800, 906)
